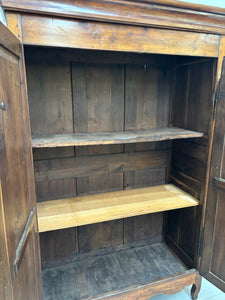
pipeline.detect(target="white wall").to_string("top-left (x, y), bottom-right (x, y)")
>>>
top-left (176, 0), bottom-right (225, 9)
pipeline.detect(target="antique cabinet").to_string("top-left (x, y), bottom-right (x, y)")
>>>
top-left (0, 0), bottom-right (225, 299)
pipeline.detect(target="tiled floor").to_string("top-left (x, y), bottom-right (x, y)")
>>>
top-left (151, 278), bottom-right (225, 300)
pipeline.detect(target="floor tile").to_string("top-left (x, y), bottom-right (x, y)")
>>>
top-left (205, 294), bottom-right (225, 300)
top-left (196, 278), bottom-right (223, 300)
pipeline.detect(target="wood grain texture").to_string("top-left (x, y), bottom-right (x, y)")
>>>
top-left (172, 59), bottom-right (216, 133)
top-left (0, 32), bottom-right (42, 299)
top-left (26, 58), bottom-right (73, 136)
top-left (200, 58), bottom-right (225, 292)
top-left (125, 65), bottom-right (171, 130)
top-left (20, 15), bottom-right (220, 57)
top-left (5, 12), bottom-right (22, 42)
top-left (34, 150), bottom-right (168, 182)
top-left (72, 62), bottom-right (124, 133)
top-left (0, 180), bottom-right (13, 300)
top-left (78, 220), bottom-right (123, 254)
top-left (32, 128), bottom-right (204, 148)
top-left (3, 0), bottom-right (225, 34)
top-left (124, 213), bottom-right (163, 244)
top-left (42, 242), bottom-right (194, 300)
top-left (40, 228), bottom-right (77, 262)
top-left (0, 22), bottom-right (20, 56)
top-left (37, 184), bottom-right (199, 232)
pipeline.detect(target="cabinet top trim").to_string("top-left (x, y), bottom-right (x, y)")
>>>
top-left (17, 14), bottom-right (220, 57)
top-left (2, 0), bottom-right (225, 34)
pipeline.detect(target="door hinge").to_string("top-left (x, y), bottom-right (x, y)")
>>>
top-left (198, 227), bottom-right (204, 258)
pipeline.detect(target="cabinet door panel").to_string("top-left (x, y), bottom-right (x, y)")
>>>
top-left (200, 58), bottom-right (225, 292)
top-left (0, 23), bottom-right (42, 299)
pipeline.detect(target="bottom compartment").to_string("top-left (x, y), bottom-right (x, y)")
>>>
top-left (42, 242), bottom-right (196, 300)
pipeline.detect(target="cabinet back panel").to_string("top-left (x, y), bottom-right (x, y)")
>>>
top-left (25, 48), bottom-right (172, 263)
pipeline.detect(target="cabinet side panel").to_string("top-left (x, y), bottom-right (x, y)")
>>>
top-left (166, 58), bottom-right (217, 267)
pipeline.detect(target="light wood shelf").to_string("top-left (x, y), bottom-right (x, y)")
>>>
top-left (37, 184), bottom-right (199, 232)
top-left (32, 127), bottom-right (204, 148)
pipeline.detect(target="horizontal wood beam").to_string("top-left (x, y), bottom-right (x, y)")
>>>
top-left (34, 151), bottom-right (167, 182)
top-left (3, 0), bottom-right (225, 34)
top-left (19, 14), bottom-right (220, 57)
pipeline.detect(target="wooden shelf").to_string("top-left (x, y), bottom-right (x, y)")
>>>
top-left (37, 184), bottom-right (199, 233)
top-left (32, 127), bottom-right (204, 148)
top-left (42, 242), bottom-right (196, 300)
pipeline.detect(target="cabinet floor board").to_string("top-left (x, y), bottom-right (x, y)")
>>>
top-left (42, 243), bottom-right (188, 300)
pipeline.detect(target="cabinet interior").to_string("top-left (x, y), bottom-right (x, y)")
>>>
top-left (24, 46), bottom-right (216, 299)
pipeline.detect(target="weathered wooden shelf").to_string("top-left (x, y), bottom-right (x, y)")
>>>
top-left (32, 127), bottom-right (204, 148)
top-left (42, 242), bottom-right (196, 300)
top-left (37, 184), bottom-right (199, 233)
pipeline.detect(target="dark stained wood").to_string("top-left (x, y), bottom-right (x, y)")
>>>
top-left (172, 59), bottom-right (216, 133)
top-left (41, 237), bottom-right (162, 269)
top-left (24, 46), bottom-right (176, 68)
top-left (2, 0), bottom-right (224, 297)
top-left (122, 62), bottom-right (171, 248)
top-left (40, 228), bottom-right (77, 262)
top-left (35, 178), bottom-right (76, 202)
top-left (33, 147), bottom-right (75, 160)
top-left (34, 150), bottom-right (168, 182)
top-left (72, 62), bottom-right (124, 133)
top-left (169, 169), bottom-right (201, 199)
top-left (96, 269), bottom-right (197, 300)
top-left (167, 58), bottom-right (216, 275)
top-left (125, 65), bottom-right (171, 130)
top-left (0, 180), bottom-right (13, 300)
top-left (213, 177), bottom-right (225, 190)
top-left (78, 220), bottom-right (123, 254)
top-left (200, 60), bottom-right (225, 292)
top-left (19, 15), bottom-right (220, 57)
top-left (124, 214), bottom-right (163, 244)
top-left (32, 128), bottom-right (204, 148)
top-left (3, 0), bottom-right (225, 34)
top-left (77, 173), bottom-right (123, 196)
top-left (71, 60), bottom-right (125, 256)
top-left (25, 49), bottom-right (77, 262)
top-left (42, 242), bottom-right (192, 300)
top-left (26, 57), bottom-right (73, 136)
top-left (0, 26), bottom-right (42, 299)
top-left (77, 172), bottom-right (123, 254)
top-left (124, 167), bottom-right (166, 190)
top-left (186, 61), bottom-right (215, 133)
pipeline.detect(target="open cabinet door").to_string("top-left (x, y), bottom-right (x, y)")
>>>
top-left (0, 23), bottom-right (42, 299)
top-left (200, 58), bottom-right (225, 292)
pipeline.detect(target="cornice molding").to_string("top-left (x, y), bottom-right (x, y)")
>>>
top-left (2, 0), bottom-right (225, 34)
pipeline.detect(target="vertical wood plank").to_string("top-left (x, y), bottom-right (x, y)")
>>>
top-left (40, 228), bottom-right (77, 262)
top-left (0, 180), bottom-right (13, 300)
top-left (72, 62), bottom-right (125, 253)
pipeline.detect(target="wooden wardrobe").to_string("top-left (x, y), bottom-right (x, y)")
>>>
top-left (0, 1), bottom-right (225, 299)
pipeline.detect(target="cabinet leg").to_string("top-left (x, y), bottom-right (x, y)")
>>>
top-left (191, 273), bottom-right (202, 300)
